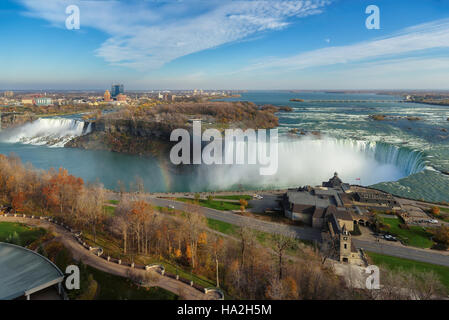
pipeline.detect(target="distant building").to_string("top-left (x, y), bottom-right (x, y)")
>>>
top-left (116, 94), bottom-right (127, 102)
top-left (111, 84), bottom-right (124, 97)
top-left (104, 90), bottom-right (112, 102)
top-left (21, 97), bottom-right (34, 105)
top-left (3, 91), bottom-right (13, 98)
top-left (34, 97), bottom-right (52, 106)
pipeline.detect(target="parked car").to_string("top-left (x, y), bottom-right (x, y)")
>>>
top-left (383, 234), bottom-right (398, 241)
top-left (168, 205), bottom-right (175, 209)
top-left (428, 219), bottom-right (439, 224)
top-left (253, 194), bottom-right (263, 200)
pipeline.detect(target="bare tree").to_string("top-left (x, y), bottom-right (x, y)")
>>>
top-left (238, 227), bottom-right (256, 268)
top-left (272, 232), bottom-right (297, 279)
top-left (182, 204), bottom-right (206, 269)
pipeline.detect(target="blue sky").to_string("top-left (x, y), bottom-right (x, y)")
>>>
top-left (1, 0), bottom-right (449, 90)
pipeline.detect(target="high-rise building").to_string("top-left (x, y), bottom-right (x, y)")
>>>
top-left (3, 91), bottom-right (13, 98)
top-left (111, 84), bottom-right (124, 97)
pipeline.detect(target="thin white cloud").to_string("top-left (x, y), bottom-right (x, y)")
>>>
top-left (17, 0), bottom-right (331, 70)
top-left (242, 18), bottom-right (449, 72)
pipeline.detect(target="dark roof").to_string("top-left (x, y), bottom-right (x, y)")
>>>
top-left (325, 205), bottom-right (337, 216)
top-left (329, 214), bottom-right (341, 234)
top-left (312, 207), bottom-right (326, 219)
top-left (287, 190), bottom-right (331, 208)
top-left (333, 209), bottom-right (353, 222)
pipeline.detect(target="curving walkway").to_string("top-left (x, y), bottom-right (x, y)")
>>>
top-left (0, 215), bottom-right (219, 300)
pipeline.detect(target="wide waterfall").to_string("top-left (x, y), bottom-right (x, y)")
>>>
top-left (194, 135), bottom-right (426, 190)
top-left (0, 119), bottom-right (428, 190)
top-left (0, 118), bottom-right (92, 147)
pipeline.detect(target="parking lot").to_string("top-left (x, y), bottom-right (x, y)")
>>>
top-left (248, 193), bottom-right (283, 214)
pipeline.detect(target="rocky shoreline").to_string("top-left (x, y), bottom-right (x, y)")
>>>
top-left (0, 112), bottom-right (38, 129)
top-left (66, 101), bottom-right (280, 156)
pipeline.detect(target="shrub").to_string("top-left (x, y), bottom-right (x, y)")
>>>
top-left (78, 274), bottom-right (98, 300)
top-left (431, 206), bottom-right (441, 216)
top-left (5, 231), bottom-right (21, 246)
top-left (431, 242), bottom-right (448, 251)
top-left (431, 225), bottom-right (449, 246)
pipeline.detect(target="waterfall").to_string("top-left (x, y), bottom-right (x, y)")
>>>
top-left (321, 139), bottom-right (426, 176)
top-left (0, 118), bottom-right (92, 147)
top-left (195, 135), bottom-right (427, 190)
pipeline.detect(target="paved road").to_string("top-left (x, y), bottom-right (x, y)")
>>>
top-left (354, 239), bottom-right (449, 267)
top-left (109, 193), bottom-right (322, 242)
top-left (0, 216), bottom-right (212, 300)
top-left (110, 193), bottom-right (449, 267)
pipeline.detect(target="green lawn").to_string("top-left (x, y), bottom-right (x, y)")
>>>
top-left (86, 265), bottom-right (179, 300)
top-left (0, 222), bottom-right (46, 246)
top-left (436, 207), bottom-right (449, 222)
top-left (366, 251), bottom-right (449, 294)
top-left (176, 198), bottom-right (244, 211)
top-left (108, 200), bottom-right (120, 205)
top-left (103, 205), bottom-right (116, 216)
top-left (380, 217), bottom-right (433, 248)
top-left (438, 206), bottom-right (449, 213)
top-left (207, 218), bottom-right (239, 236)
top-left (206, 218), bottom-right (310, 256)
top-left (214, 195), bottom-right (253, 201)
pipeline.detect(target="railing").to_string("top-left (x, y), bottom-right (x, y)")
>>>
top-left (0, 213), bottom-right (219, 299)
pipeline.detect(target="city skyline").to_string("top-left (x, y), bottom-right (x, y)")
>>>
top-left (1, 0), bottom-right (449, 90)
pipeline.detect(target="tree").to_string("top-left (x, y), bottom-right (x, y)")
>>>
top-left (182, 205), bottom-right (206, 269)
top-left (194, 193), bottom-right (201, 203)
top-left (431, 225), bottom-right (449, 246)
top-left (238, 227), bottom-right (256, 268)
top-left (11, 190), bottom-right (26, 213)
top-left (431, 206), bottom-right (440, 216)
top-left (211, 235), bottom-right (224, 288)
top-left (116, 180), bottom-right (126, 195)
top-left (113, 214), bottom-right (129, 255)
top-left (44, 168), bottom-right (83, 216)
top-left (76, 184), bottom-right (105, 243)
top-left (272, 233), bottom-right (297, 280)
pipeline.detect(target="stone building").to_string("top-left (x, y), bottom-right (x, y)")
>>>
top-left (283, 173), bottom-right (365, 265)
top-left (353, 191), bottom-right (401, 210)
top-left (327, 213), bottom-right (364, 265)
top-left (283, 172), bottom-right (350, 225)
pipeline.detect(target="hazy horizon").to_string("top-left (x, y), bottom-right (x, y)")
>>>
top-left (1, 0), bottom-right (449, 90)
